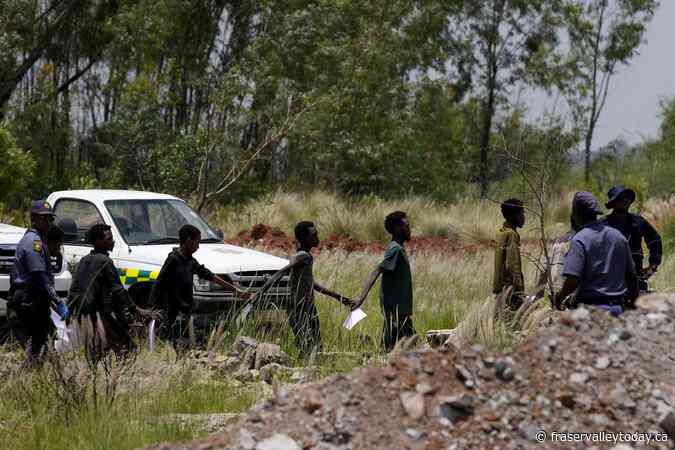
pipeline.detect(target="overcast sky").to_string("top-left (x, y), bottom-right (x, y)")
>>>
top-left (529, 1), bottom-right (675, 150)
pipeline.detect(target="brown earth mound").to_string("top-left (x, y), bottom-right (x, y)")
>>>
top-left (227, 224), bottom-right (495, 256)
top-left (150, 294), bottom-right (675, 450)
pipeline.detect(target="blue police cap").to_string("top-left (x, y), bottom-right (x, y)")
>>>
top-left (606, 186), bottom-right (636, 209)
top-left (31, 200), bottom-right (55, 216)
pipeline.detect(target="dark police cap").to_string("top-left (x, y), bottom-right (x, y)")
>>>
top-left (31, 200), bottom-right (55, 216)
top-left (572, 191), bottom-right (604, 215)
top-left (606, 185), bottom-right (636, 209)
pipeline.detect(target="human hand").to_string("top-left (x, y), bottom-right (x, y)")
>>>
top-left (56, 301), bottom-right (69, 321)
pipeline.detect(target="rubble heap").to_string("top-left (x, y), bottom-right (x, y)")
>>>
top-left (151, 294), bottom-right (675, 450)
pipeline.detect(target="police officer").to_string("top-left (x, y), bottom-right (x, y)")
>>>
top-left (603, 185), bottom-right (662, 292)
top-left (554, 192), bottom-right (639, 316)
top-left (8, 200), bottom-right (69, 360)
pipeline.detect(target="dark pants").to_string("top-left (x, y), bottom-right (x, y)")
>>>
top-left (162, 309), bottom-right (193, 353)
top-left (286, 300), bottom-right (322, 357)
top-left (77, 312), bottom-right (135, 361)
top-left (7, 289), bottom-right (53, 360)
top-left (382, 309), bottom-right (415, 352)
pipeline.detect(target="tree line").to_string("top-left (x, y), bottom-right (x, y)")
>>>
top-left (0, 0), bottom-right (659, 211)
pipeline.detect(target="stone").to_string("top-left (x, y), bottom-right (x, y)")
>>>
top-left (400, 392), bottom-right (426, 419)
top-left (236, 428), bottom-right (257, 450)
top-left (437, 395), bottom-right (475, 423)
top-left (569, 372), bottom-right (589, 384)
top-left (495, 361), bottom-right (515, 382)
top-left (455, 364), bottom-right (475, 388)
top-left (233, 336), bottom-right (259, 354)
top-left (609, 445), bottom-right (634, 450)
top-left (570, 307), bottom-right (591, 322)
top-left (302, 389), bottom-right (323, 414)
top-left (518, 423), bottom-right (541, 442)
top-left (646, 312), bottom-right (668, 323)
top-left (405, 429), bottom-right (426, 440)
top-left (636, 293), bottom-right (675, 312)
top-left (660, 410), bottom-right (675, 438)
top-left (415, 383), bottom-right (435, 395)
top-left (595, 356), bottom-right (611, 370)
top-left (255, 343), bottom-right (292, 369)
top-left (260, 363), bottom-right (284, 384)
top-left (234, 368), bottom-right (260, 383)
top-left (256, 434), bottom-right (301, 450)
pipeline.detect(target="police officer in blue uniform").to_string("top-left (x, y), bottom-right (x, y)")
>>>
top-left (603, 186), bottom-right (662, 292)
top-left (8, 200), bottom-right (69, 360)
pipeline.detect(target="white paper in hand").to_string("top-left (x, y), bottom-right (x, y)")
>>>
top-left (148, 319), bottom-right (156, 352)
top-left (50, 309), bottom-right (72, 353)
top-left (342, 308), bottom-right (367, 330)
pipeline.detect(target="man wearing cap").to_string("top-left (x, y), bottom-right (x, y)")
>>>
top-left (8, 200), bottom-right (69, 360)
top-left (554, 192), bottom-right (639, 316)
top-left (603, 186), bottom-right (662, 292)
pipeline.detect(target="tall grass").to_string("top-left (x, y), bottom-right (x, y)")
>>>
top-left (212, 191), bottom-right (571, 243)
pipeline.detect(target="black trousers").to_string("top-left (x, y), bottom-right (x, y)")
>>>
top-left (382, 309), bottom-right (415, 352)
top-left (7, 289), bottom-right (53, 359)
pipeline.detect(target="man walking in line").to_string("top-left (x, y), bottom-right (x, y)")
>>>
top-left (493, 198), bottom-right (526, 311)
top-left (354, 211), bottom-right (414, 352)
top-left (255, 221), bottom-right (354, 356)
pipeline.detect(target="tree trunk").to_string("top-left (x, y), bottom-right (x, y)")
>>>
top-left (479, 69), bottom-right (497, 198)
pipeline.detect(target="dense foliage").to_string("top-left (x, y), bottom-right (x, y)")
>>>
top-left (0, 0), bottom-right (663, 209)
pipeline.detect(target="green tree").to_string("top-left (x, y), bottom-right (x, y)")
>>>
top-left (558, 0), bottom-right (658, 183)
top-left (0, 122), bottom-right (35, 208)
top-left (445, 1), bottom-right (562, 198)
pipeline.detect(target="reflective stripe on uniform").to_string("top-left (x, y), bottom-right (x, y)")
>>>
top-left (117, 268), bottom-right (159, 286)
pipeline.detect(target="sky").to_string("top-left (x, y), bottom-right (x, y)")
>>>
top-left (530, 1), bottom-right (675, 150)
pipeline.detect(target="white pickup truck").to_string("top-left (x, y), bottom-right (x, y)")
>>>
top-left (0, 223), bottom-right (72, 322)
top-left (0, 190), bottom-right (291, 328)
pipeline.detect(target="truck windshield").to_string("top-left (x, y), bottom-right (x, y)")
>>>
top-left (104, 199), bottom-right (220, 245)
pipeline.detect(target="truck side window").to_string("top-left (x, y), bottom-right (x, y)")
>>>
top-left (53, 199), bottom-right (104, 245)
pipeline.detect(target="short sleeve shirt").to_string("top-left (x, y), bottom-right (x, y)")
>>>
top-left (289, 251), bottom-right (314, 304)
top-left (379, 241), bottom-right (413, 316)
top-left (12, 229), bottom-right (50, 286)
top-left (563, 221), bottom-right (635, 301)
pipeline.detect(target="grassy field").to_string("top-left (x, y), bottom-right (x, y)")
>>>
top-left (2, 190), bottom-right (674, 450)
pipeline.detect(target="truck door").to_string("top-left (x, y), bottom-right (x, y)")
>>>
top-left (53, 198), bottom-right (106, 271)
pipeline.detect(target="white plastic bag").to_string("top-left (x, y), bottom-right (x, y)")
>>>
top-left (50, 309), bottom-right (73, 353)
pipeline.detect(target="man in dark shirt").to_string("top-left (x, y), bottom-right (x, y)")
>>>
top-left (355, 211), bottom-right (414, 352)
top-left (603, 185), bottom-right (662, 292)
top-left (150, 224), bottom-right (244, 349)
top-left (255, 221), bottom-right (354, 357)
top-left (68, 223), bottom-right (150, 359)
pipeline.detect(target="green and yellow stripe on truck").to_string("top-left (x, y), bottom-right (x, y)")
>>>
top-left (117, 268), bottom-right (159, 287)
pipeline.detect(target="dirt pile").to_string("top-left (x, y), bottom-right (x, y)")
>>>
top-left (150, 294), bottom-right (675, 450)
top-left (226, 224), bottom-right (496, 256)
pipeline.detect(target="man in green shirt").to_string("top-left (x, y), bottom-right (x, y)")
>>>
top-left (355, 211), bottom-right (414, 352)
top-left (493, 198), bottom-right (525, 310)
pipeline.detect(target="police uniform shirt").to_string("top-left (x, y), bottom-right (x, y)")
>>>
top-left (563, 221), bottom-right (636, 302)
top-left (12, 229), bottom-right (51, 287)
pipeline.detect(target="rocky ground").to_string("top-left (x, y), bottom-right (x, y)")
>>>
top-left (149, 294), bottom-right (675, 450)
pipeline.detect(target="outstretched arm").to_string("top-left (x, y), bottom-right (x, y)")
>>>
top-left (254, 262), bottom-right (296, 301)
top-left (354, 266), bottom-right (382, 309)
top-left (314, 281), bottom-right (353, 307)
top-left (212, 275), bottom-right (253, 299)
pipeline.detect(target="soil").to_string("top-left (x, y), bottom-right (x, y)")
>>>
top-left (149, 294), bottom-right (675, 450)
top-left (225, 224), bottom-right (502, 256)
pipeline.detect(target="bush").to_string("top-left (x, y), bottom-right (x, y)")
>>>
top-left (0, 123), bottom-right (35, 210)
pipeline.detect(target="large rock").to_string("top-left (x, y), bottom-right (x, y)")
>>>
top-left (255, 434), bottom-right (301, 450)
top-left (254, 343), bottom-right (292, 369)
top-left (636, 293), bottom-right (675, 313)
top-left (233, 336), bottom-right (259, 355)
